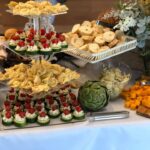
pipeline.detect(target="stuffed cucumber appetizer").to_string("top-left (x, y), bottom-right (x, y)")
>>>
top-left (2, 111), bottom-right (13, 126)
top-left (9, 35), bottom-right (20, 49)
top-left (26, 108), bottom-right (37, 123)
top-left (51, 39), bottom-right (61, 52)
top-left (26, 43), bottom-right (39, 55)
top-left (73, 106), bottom-right (85, 120)
top-left (61, 109), bottom-right (73, 122)
top-left (40, 43), bottom-right (52, 55)
top-left (37, 112), bottom-right (50, 125)
top-left (14, 112), bottom-right (26, 127)
top-left (15, 41), bottom-right (26, 55)
top-left (48, 105), bottom-right (60, 118)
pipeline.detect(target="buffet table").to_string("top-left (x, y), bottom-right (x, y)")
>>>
top-left (0, 0), bottom-right (150, 149)
top-left (0, 59), bottom-right (149, 150)
top-left (0, 99), bottom-right (150, 150)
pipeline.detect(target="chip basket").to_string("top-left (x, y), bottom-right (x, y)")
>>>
top-left (64, 36), bottom-right (137, 64)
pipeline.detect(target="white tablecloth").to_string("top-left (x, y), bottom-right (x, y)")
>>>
top-left (0, 99), bottom-right (150, 150)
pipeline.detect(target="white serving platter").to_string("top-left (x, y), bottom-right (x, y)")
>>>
top-left (6, 10), bottom-right (67, 18)
top-left (64, 36), bottom-right (137, 63)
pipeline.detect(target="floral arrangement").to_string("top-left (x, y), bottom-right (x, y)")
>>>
top-left (113, 0), bottom-right (150, 48)
top-left (98, 0), bottom-right (150, 74)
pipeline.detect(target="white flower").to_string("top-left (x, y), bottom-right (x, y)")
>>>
top-left (114, 20), bottom-right (129, 32)
top-left (124, 10), bottom-right (135, 18)
top-left (136, 26), bottom-right (146, 35)
top-left (138, 17), bottom-right (147, 26)
top-left (120, 24), bottom-right (129, 32)
top-left (124, 17), bottom-right (137, 27)
top-left (120, 10), bottom-right (132, 19)
top-left (114, 16), bottom-right (136, 32)
top-left (114, 0), bottom-right (149, 48)
top-left (121, 8), bottom-right (138, 18)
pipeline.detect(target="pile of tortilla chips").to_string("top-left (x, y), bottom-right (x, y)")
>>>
top-left (0, 60), bottom-right (80, 94)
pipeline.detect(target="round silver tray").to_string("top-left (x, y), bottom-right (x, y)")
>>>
top-left (6, 10), bottom-right (67, 18)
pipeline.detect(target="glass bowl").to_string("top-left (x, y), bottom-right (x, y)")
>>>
top-left (99, 61), bottom-right (132, 100)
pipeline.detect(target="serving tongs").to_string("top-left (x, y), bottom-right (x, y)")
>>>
top-left (88, 111), bottom-right (129, 122)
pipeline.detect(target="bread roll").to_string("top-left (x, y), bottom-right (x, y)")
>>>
top-left (4, 28), bottom-right (17, 40)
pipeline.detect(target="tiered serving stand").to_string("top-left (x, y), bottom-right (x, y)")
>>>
top-left (4, 9), bottom-right (68, 61)
top-left (0, 5), bottom-right (88, 130)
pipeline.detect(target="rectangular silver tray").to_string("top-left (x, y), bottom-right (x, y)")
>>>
top-left (0, 116), bottom-right (87, 131)
top-left (0, 88), bottom-right (87, 131)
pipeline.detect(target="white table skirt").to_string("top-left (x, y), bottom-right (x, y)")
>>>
top-left (0, 99), bottom-right (150, 150)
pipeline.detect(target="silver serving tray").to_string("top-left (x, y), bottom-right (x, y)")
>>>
top-left (0, 88), bottom-right (87, 131)
top-left (6, 10), bottom-right (67, 18)
top-left (0, 115), bottom-right (87, 131)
